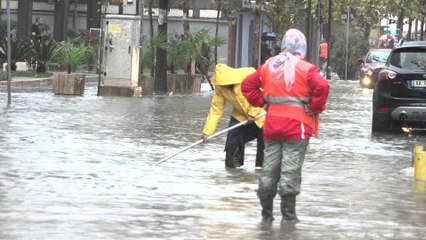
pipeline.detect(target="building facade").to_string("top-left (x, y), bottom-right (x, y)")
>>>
top-left (0, 0), bottom-right (272, 68)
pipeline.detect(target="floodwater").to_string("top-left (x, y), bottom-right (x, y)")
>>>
top-left (1, 80), bottom-right (426, 240)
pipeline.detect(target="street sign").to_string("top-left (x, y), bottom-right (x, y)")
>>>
top-left (341, 9), bottom-right (356, 23)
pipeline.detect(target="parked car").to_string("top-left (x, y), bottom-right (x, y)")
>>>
top-left (372, 41), bottom-right (426, 133)
top-left (359, 48), bottom-right (392, 89)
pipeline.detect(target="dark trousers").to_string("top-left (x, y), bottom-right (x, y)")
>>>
top-left (224, 116), bottom-right (265, 168)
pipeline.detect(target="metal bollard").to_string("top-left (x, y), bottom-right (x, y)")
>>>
top-left (413, 145), bottom-right (426, 181)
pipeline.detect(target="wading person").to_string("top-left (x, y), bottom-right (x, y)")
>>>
top-left (202, 63), bottom-right (266, 168)
top-left (319, 38), bottom-right (328, 71)
top-left (242, 29), bottom-right (329, 223)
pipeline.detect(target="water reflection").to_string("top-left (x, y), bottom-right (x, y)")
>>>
top-left (1, 81), bottom-right (426, 239)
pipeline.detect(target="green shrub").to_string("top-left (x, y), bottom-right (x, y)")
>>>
top-left (31, 37), bottom-right (58, 72)
top-left (0, 20), bottom-right (17, 38)
top-left (54, 42), bottom-right (89, 74)
top-left (84, 44), bottom-right (99, 72)
top-left (0, 36), bottom-right (33, 71)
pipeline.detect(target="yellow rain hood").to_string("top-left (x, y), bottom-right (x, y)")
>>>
top-left (211, 63), bottom-right (256, 86)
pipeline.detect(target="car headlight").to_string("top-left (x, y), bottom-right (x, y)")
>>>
top-left (361, 76), bottom-right (371, 85)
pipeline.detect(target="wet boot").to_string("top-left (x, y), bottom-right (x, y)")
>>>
top-left (260, 197), bottom-right (274, 222)
top-left (255, 145), bottom-right (264, 167)
top-left (224, 126), bottom-right (245, 168)
top-left (225, 143), bottom-right (244, 168)
top-left (281, 194), bottom-right (299, 224)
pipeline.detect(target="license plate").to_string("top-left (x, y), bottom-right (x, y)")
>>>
top-left (410, 80), bottom-right (426, 88)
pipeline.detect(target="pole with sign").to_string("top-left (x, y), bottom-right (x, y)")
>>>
top-left (341, 9), bottom-right (356, 81)
top-left (345, 9), bottom-right (349, 81)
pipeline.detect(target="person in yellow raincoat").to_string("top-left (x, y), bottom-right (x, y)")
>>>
top-left (202, 64), bottom-right (266, 168)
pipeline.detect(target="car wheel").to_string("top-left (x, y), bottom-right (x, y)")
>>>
top-left (372, 111), bottom-right (390, 132)
top-left (371, 94), bottom-right (390, 133)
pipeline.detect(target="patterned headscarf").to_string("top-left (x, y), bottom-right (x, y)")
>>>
top-left (281, 28), bottom-right (307, 59)
top-left (266, 29), bottom-right (307, 91)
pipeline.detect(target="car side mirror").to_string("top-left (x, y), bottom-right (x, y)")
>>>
top-left (358, 58), bottom-right (365, 64)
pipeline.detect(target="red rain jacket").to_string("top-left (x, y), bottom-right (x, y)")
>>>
top-left (241, 64), bottom-right (329, 140)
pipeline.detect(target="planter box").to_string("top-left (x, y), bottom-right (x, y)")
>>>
top-left (97, 74), bottom-right (202, 97)
top-left (139, 73), bottom-right (202, 95)
top-left (53, 73), bottom-right (85, 95)
top-left (167, 74), bottom-right (202, 93)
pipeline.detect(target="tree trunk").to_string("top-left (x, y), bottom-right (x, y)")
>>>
top-left (363, 24), bottom-right (371, 40)
top-left (154, 0), bottom-right (169, 93)
top-left (54, 0), bottom-right (69, 42)
top-left (251, 0), bottom-right (262, 68)
top-left (72, 1), bottom-right (77, 29)
top-left (306, 0), bottom-right (312, 62)
top-left (396, 8), bottom-right (404, 40)
top-left (214, 0), bottom-right (222, 66)
top-left (407, 18), bottom-right (412, 40)
top-left (149, 0), bottom-right (155, 77)
top-left (86, 0), bottom-right (101, 30)
top-left (183, 0), bottom-right (190, 35)
top-left (17, 0), bottom-right (33, 40)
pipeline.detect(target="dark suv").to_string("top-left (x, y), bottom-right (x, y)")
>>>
top-left (372, 41), bottom-right (426, 133)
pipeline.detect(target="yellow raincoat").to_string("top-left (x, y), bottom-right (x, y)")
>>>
top-left (202, 64), bottom-right (266, 136)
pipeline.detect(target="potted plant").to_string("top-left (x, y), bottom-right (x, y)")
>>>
top-left (52, 41), bottom-right (89, 95)
top-left (54, 41), bottom-right (88, 74)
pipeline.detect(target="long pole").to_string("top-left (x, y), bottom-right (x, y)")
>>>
top-left (97, 2), bottom-right (107, 96)
top-left (6, 0), bottom-right (11, 105)
top-left (153, 112), bottom-right (266, 166)
top-left (326, 0), bottom-right (331, 80)
top-left (345, 9), bottom-right (349, 81)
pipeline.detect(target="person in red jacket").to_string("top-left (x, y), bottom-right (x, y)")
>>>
top-left (241, 28), bottom-right (329, 224)
top-left (319, 38), bottom-right (328, 71)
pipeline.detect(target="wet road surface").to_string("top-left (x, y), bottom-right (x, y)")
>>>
top-left (1, 81), bottom-right (426, 239)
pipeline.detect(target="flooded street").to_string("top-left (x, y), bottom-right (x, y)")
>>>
top-left (1, 80), bottom-right (426, 239)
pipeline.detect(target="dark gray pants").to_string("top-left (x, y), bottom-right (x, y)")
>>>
top-left (257, 139), bottom-right (308, 199)
top-left (224, 116), bottom-right (264, 168)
